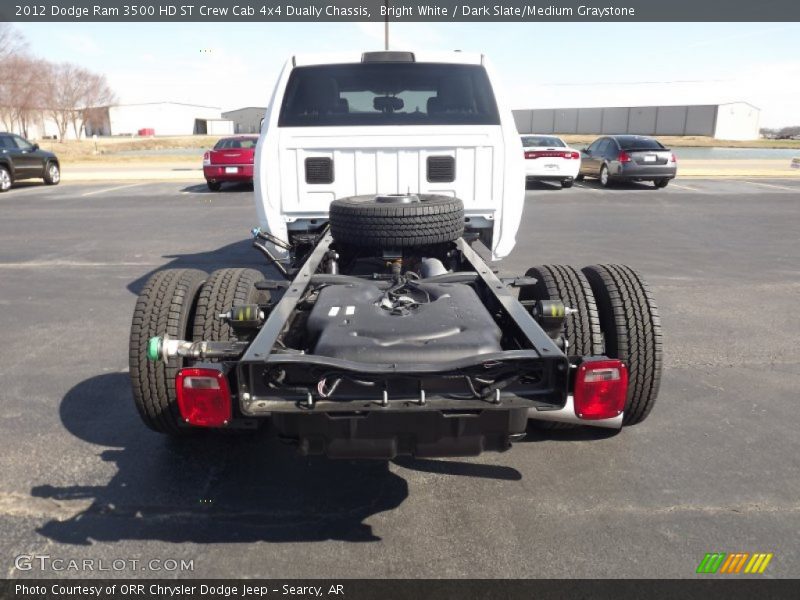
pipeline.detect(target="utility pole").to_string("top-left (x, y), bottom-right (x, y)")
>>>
top-left (384, 0), bottom-right (389, 50)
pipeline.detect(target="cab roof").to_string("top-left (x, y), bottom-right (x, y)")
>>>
top-left (291, 51), bottom-right (484, 67)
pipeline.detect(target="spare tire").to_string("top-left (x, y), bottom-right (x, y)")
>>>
top-left (329, 193), bottom-right (464, 248)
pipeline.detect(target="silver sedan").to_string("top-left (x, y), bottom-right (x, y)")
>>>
top-left (578, 135), bottom-right (677, 188)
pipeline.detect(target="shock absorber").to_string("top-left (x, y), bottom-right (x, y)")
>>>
top-left (531, 299), bottom-right (576, 340)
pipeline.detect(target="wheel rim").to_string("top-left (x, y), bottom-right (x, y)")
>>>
top-left (49, 164), bottom-right (60, 183)
top-left (600, 166), bottom-right (608, 186)
top-left (0, 169), bottom-right (10, 191)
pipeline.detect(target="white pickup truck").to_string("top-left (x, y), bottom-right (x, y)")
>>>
top-left (129, 51), bottom-right (663, 459)
top-left (254, 51), bottom-right (524, 261)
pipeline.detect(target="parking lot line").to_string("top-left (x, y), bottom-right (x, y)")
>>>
top-left (574, 183), bottom-right (603, 193)
top-left (81, 183), bottom-right (148, 197)
top-left (743, 181), bottom-right (799, 192)
top-left (0, 260), bottom-right (156, 269)
top-left (669, 182), bottom-right (699, 191)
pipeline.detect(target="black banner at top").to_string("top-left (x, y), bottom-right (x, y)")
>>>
top-left (2, 0), bottom-right (799, 22)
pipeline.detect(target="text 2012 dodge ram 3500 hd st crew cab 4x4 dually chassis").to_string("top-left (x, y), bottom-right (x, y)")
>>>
top-left (129, 51), bottom-right (663, 459)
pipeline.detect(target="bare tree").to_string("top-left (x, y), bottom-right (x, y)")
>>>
top-left (0, 23), bottom-right (27, 60)
top-left (0, 24), bottom-right (29, 131)
top-left (3, 56), bottom-right (47, 138)
top-left (43, 62), bottom-right (82, 141)
top-left (0, 25), bottom-right (116, 140)
top-left (778, 126), bottom-right (800, 139)
top-left (72, 69), bottom-right (116, 139)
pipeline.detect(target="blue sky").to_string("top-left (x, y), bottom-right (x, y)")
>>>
top-left (15, 21), bottom-right (800, 126)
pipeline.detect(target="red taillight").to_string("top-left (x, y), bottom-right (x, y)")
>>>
top-left (574, 360), bottom-right (628, 420)
top-left (176, 368), bottom-right (232, 427)
top-left (670, 153), bottom-right (677, 163)
top-left (203, 152), bottom-right (211, 166)
top-left (525, 150), bottom-right (579, 160)
top-left (618, 151), bottom-right (632, 163)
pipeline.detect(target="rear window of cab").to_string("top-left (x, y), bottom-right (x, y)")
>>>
top-left (278, 63), bottom-right (501, 127)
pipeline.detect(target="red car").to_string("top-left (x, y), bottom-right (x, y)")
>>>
top-left (202, 135), bottom-right (258, 191)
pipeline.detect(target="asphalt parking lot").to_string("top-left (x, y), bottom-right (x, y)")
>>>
top-left (1, 178), bottom-right (798, 579)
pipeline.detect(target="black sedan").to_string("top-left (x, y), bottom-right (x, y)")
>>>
top-left (0, 132), bottom-right (61, 192)
top-left (578, 135), bottom-right (676, 188)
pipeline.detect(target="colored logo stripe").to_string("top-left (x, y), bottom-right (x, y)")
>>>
top-left (719, 553), bottom-right (749, 573)
top-left (697, 552), bottom-right (773, 574)
top-left (697, 553), bottom-right (726, 574)
top-left (744, 553), bottom-right (773, 574)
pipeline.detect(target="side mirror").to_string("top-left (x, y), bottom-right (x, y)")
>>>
top-left (32, 143), bottom-right (39, 151)
top-left (582, 148), bottom-right (590, 155)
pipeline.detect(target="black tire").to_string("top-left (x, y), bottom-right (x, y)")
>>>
top-left (561, 179), bottom-right (574, 189)
top-left (520, 265), bottom-right (604, 431)
top-left (599, 164), bottom-right (611, 187)
top-left (43, 161), bottom-right (60, 185)
top-left (582, 265), bottom-right (663, 426)
top-left (193, 268), bottom-right (268, 346)
top-left (329, 194), bottom-right (464, 248)
top-left (207, 180), bottom-right (222, 191)
top-left (654, 178), bottom-right (669, 188)
top-left (519, 265), bottom-right (603, 357)
top-left (129, 268), bottom-right (206, 434)
top-left (0, 165), bottom-right (11, 192)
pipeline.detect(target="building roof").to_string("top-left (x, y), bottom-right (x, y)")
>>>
top-left (99, 101), bottom-right (221, 110)
top-left (222, 106), bottom-right (266, 114)
top-left (717, 101), bottom-right (760, 110)
top-left (514, 102), bottom-right (760, 112)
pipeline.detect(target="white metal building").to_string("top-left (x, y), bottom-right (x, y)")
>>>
top-left (1, 109), bottom-right (84, 140)
top-left (222, 106), bottom-right (266, 134)
top-left (513, 102), bottom-right (760, 141)
top-left (84, 102), bottom-right (228, 136)
top-left (193, 119), bottom-right (234, 135)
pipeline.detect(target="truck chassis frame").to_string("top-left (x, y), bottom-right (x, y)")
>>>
top-left (233, 232), bottom-right (570, 419)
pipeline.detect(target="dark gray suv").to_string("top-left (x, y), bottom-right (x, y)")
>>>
top-left (0, 133), bottom-right (61, 192)
top-left (578, 135), bottom-right (677, 188)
